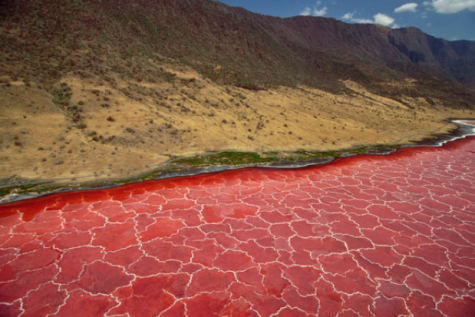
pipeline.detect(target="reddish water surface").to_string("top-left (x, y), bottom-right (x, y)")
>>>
top-left (1, 136), bottom-right (475, 317)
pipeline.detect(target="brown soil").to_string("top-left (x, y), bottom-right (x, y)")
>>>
top-left (0, 66), bottom-right (473, 186)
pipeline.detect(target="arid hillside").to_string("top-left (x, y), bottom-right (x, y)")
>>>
top-left (0, 0), bottom-right (474, 189)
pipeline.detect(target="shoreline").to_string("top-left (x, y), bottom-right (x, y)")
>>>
top-left (1, 119), bottom-right (474, 205)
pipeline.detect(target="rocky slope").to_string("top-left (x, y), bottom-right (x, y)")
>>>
top-left (1, 0), bottom-right (474, 97)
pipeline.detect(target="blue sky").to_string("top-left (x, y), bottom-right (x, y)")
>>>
top-left (218, 0), bottom-right (475, 41)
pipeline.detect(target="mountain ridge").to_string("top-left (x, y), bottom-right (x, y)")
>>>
top-left (1, 0), bottom-right (474, 98)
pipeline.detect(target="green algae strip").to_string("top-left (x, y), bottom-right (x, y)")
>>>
top-left (0, 144), bottom-right (400, 202)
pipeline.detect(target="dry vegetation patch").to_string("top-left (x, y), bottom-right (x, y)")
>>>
top-left (1, 65), bottom-right (472, 187)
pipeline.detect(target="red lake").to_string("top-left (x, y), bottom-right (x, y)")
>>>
top-left (1, 130), bottom-right (475, 316)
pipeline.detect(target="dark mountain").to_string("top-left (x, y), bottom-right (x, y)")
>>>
top-left (1, 0), bottom-right (474, 106)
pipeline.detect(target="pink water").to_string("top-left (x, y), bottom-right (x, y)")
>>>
top-left (1, 135), bottom-right (475, 316)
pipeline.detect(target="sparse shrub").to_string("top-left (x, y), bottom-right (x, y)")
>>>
top-left (72, 114), bottom-right (82, 123)
top-left (235, 77), bottom-right (262, 91)
top-left (52, 85), bottom-right (72, 107)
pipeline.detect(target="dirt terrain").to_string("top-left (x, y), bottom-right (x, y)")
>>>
top-left (1, 64), bottom-right (472, 186)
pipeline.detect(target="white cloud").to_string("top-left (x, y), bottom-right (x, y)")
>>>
top-left (374, 13), bottom-right (396, 26)
top-left (341, 12), bottom-right (354, 20)
top-left (300, 7), bottom-right (312, 16)
top-left (341, 12), bottom-right (373, 23)
top-left (300, 1), bottom-right (328, 17)
top-left (426, 0), bottom-right (475, 13)
top-left (342, 12), bottom-right (397, 27)
top-left (394, 3), bottom-right (419, 13)
top-left (314, 6), bottom-right (328, 16)
top-left (353, 18), bottom-right (375, 24)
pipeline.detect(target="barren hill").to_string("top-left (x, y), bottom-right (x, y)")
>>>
top-left (0, 0), bottom-right (474, 189)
